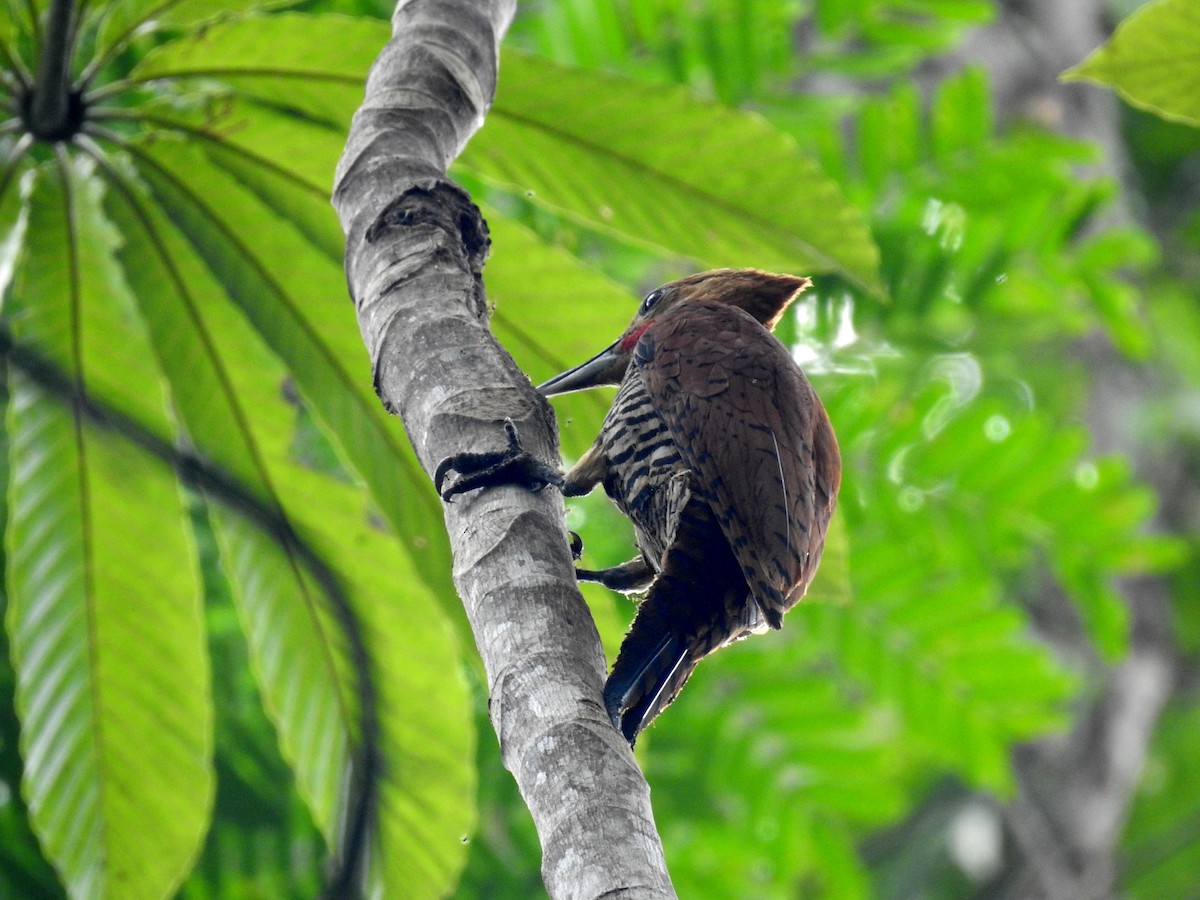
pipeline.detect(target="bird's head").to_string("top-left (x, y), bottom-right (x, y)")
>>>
top-left (538, 268), bottom-right (810, 396)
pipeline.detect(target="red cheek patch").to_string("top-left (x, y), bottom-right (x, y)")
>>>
top-left (621, 323), bottom-right (651, 351)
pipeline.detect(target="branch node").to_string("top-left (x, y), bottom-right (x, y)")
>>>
top-left (367, 182), bottom-right (490, 270)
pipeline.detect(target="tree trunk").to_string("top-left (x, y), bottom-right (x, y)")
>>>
top-left (332, 1), bottom-right (675, 896)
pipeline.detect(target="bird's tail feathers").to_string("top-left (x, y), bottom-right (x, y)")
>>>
top-left (603, 496), bottom-right (747, 745)
top-left (604, 628), bottom-right (696, 746)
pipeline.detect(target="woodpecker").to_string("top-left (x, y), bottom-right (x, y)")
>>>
top-left (438, 269), bottom-right (841, 744)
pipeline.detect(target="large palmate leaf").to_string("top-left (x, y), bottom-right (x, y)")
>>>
top-left (5, 160), bottom-right (211, 900)
top-left (91, 151), bottom-right (475, 897)
top-left (129, 140), bottom-right (452, 590)
top-left (110, 96), bottom-right (634, 465)
top-left (90, 0), bottom-right (301, 64)
top-left (465, 49), bottom-right (883, 294)
top-left (88, 98), bottom-right (456, 590)
top-left (126, 12), bottom-right (386, 125)
top-left (128, 14), bottom-right (882, 293)
top-left (2, 8), bottom-right (479, 893)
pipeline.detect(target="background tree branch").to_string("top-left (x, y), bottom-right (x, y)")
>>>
top-left (332, 1), bottom-right (675, 895)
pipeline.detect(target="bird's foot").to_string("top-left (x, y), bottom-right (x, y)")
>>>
top-left (576, 556), bottom-right (656, 593)
top-left (435, 419), bottom-right (565, 501)
top-left (568, 531), bottom-right (584, 560)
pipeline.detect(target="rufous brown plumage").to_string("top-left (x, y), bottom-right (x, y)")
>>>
top-left (438, 269), bottom-right (841, 745)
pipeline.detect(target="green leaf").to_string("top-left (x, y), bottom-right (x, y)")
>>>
top-left (93, 154), bottom-right (475, 896)
top-left (198, 337), bottom-right (475, 899)
top-left (122, 138), bottom-right (454, 606)
top-left (805, 510), bottom-right (851, 609)
top-left (1064, 0), bottom-right (1200, 128)
top-left (92, 153), bottom-right (351, 837)
top-left (129, 15), bottom-right (881, 292)
top-left (852, 71), bottom-right (1152, 355)
top-left (5, 160), bottom-right (211, 899)
top-left (463, 50), bottom-right (883, 294)
top-left (482, 208), bottom-right (636, 459)
top-left (806, 378), bottom-right (1088, 792)
top-left (178, 101), bottom-right (347, 260)
top-left (510, 0), bottom-right (806, 105)
top-left (1123, 698), bottom-right (1200, 899)
top-left (811, 561), bottom-right (1071, 792)
top-left (113, 101), bottom-right (635, 464)
top-left (129, 13), bottom-right (384, 125)
top-left (484, 210), bottom-right (636, 384)
top-left (857, 82), bottom-right (922, 192)
top-left (0, 162), bottom-right (27, 293)
top-left (651, 658), bottom-right (898, 896)
top-left (930, 66), bottom-right (990, 160)
top-left (286, 468), bottom-right (477, 897)
top-left (0, 10), bottom-right (19, 48)
top-left (912, 399), bottom-right (1165, 661)
top-left (809, 817), bottom-right (872, 900)
top-left (131, 98), bottom-right (346, 209)
top-left (92, 0), bottom-right (301, 62)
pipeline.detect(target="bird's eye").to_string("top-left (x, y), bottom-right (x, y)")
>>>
top-left (640, 288), bottom-right (664, 315)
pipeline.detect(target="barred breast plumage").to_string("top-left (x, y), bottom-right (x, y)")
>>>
top-left (594, 371), bottom-right (690, 570)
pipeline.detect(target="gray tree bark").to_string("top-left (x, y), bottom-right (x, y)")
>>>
top-left (332, 1), bottom-right (675, 896)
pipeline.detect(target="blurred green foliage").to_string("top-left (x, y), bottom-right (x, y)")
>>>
top-left (0, 0), bottom-right (1196, 897)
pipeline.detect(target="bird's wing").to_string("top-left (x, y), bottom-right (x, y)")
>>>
top-left (635, 301), bottom-right (839, 626)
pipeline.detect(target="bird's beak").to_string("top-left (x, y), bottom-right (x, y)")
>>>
top-left (536, 340), bottom-right (630, 396)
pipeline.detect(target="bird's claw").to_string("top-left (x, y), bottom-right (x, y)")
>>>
top-left (568, 531), bottom-right (584, 560)
top-left (435, 418), bottom-right (565, 501)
